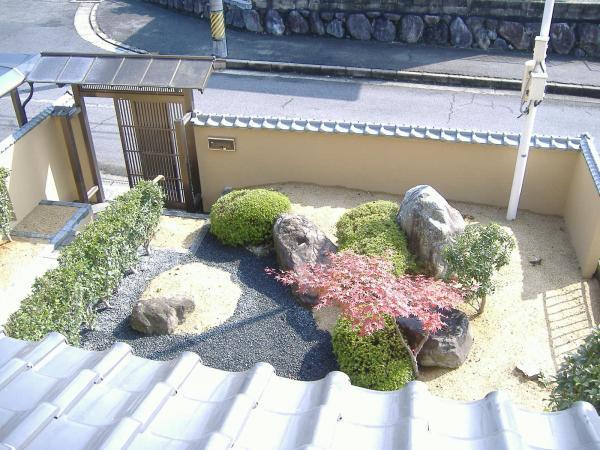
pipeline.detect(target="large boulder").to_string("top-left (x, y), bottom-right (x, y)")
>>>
top-left (131, 296), bottom-right (195, 335)
top-left (273, 214), bottom-right (337, 305)
top-left (397, 308), bottom-right (473, 369)
top-left (347, 14), bottom-right (372, 40)
top-left (225, 7), bottom-right (245, 29)
top-left (397, 185), bottom-right (465, 277)
top-left (400, 15), bottom-right (424, 43)
top-left (578, 23), bottom-right (600, 57)
top-left (309, 11), bottom-right (326, 35)
top-left (326, 18), bottom-right (345, 38)
top-left (242, 9), bottom-right (263, 33)
top-left (450, 17), bottom-right (472, 48)
top-left (424, 21), bottom-right (449, 45)
top-left (265, 9), bottom-right (285, 36)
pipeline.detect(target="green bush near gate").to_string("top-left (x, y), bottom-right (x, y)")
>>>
top-left (5, 181), bottom-right (164, 344)
top-left (0, 167), bottom-right (13, 241)
top-left (332, 316), bottom-right (414, 391)
top-left (209, 189), bottom-right (291, 246)
top-left (336, 200), bottom-right (414, 276)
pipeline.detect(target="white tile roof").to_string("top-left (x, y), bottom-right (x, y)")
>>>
top-left (0, 332), bottom-right (599, 449)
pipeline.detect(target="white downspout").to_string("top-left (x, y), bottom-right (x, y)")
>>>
top-left (506, 0), bottom-right (555, 220)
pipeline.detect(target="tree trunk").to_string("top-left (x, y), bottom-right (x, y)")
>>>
top-left (476, 295), bottom-right (487, 316)
top-left (394, 320), bottom-right (421, 378)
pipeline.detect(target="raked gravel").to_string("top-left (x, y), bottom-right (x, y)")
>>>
top-left (80, 234), bottom-right (337, 381)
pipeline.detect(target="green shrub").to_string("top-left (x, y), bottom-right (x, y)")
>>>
top-left (5, 181), bottom-right (164, 344)
top-left (443, 222), bottom-right (514, 314)
top-left (336, 200), bottom-right (413, 276)
top-left (332, 316), bottom-right (414, 391)
top-left (0, 167), bottom-right (13, 240)
top-left (210, 189), bottom-right (291, 246)
top-left (549, 327), bottom-right (600, 413)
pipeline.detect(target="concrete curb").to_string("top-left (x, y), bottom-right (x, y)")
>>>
top-left (226, 59), bottom-right (600, 99)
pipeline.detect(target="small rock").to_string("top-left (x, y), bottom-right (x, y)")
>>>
top-left (550, 23), bottom-right (575, 55)
top-left (578, 23), bottom-right (600, 57)
top-left (492, 37), bottom-right (509, 50)
top-left (225, 7), bottom-right (245, 28)
top-left (397, 308), bottom-right (473, 369)
top-left (242, 9), bottom-right (263, 33)
top-left (346, 13), bottom-right (372, 40)
top-left (423, 15), bottom-right (440, 26)
top-left (516, 362), bottom-right (542, 380)
top-left (384, 13), bottom-right (401, 23)
top-left (473, 28), bottom-right (490, 49)
top-left (265, 9), bottom-right (285, 36)
top-left (246, 241), bottom-right (273, 257)
top-left (450, 17), bottom-right (473, 48)
top-left (485, 18), bottom-right (498, 32)
top-left (287, 10), bottom-right (309, 34)
top-left (326, 18), bottom-right (345, 38)
top-left (372, 17), bottom-right (396, 42)
top-left (400, 14), bottom-right (424, 43)
top-left (320, 11), bottom-right (334, 21)
top-left (334, 12), bottom-right (345, 20)
top-left (130, 296), bottom-right (195, 335)
top-left (574, 47), bottom-right (587, 58)
top-left (309, 11), bottom-right (325, 35)
top-left (366, 11), bottom-right (380, 19)
top-left (529, 257), bottom-right (543, 266)
top-left (465, 16), bottom-right (485, 33)
top-left (498, 21), bottom-right (530, 50)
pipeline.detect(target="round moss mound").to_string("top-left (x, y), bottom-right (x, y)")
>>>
top-left (332, 317), bottom-right (414, 391)
top-left (336, 200), bottom-right (414, 276)
top-left (210, 189), bottom-right (291, 246)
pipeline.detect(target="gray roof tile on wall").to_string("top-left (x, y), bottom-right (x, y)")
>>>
top-left (0, 332), bottom-right (599, 449)
top-left (192, 113), bottom-right (584, 152)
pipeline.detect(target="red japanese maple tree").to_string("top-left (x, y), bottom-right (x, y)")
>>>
top-left (267, 251), bottom-right (464, 376)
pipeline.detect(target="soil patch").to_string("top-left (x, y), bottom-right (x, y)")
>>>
top-left (151, 215), bottom-right (207, 251)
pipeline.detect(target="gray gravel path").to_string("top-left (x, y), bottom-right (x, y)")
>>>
top-left (80, 235), bottom-right (337, 380)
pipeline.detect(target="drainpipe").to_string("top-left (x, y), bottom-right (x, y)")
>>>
top-left (506, 0), bottom-right (555, 220)
top-left (210, 0), bottom-right (228, 58)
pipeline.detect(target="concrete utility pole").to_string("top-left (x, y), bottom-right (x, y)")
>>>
top-left (506, 0), bottom-right (555, 220)
top-left (209, 0), bottom-right (228, 58)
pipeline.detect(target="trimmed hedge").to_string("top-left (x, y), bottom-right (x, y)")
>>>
top-left (5, 181), bottom-right (164, 344)
top-left (332, 316), bottom-right (415, 391)
top-left (0, 167), bottom-right (13, 240)
top-left (336, 200), bottom-right (414, 276)
top-left (549, 326), bottom-right (600, 413)
top-left (210, 189), bottom-right (291, 246)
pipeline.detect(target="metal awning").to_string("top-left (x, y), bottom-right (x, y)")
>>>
top-left (26, 53), bottom-right (218, 92)
top-left (0, 53), bottom-right (39, 97)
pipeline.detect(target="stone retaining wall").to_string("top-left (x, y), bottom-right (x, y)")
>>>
top-left (144, 0), bottom-right (600, 57)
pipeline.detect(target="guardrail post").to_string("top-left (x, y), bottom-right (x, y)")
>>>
top-left (210, 0), bottom-right (228, 58)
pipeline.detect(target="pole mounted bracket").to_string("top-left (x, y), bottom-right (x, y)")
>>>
top-left (520, 36), bottom-right (550, 106)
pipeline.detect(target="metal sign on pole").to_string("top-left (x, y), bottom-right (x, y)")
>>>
top-left (506, 0), bottom-right (555, 221)
top-left (210, 0), bottom-right (228, 58)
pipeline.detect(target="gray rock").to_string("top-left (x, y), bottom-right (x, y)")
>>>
top-left (130, 296), bottom-right (195, 335)
top-left (372, 17), bottom-right (396, 42)
top-left (474, 28), bottom-right (490, 49)
top-left (492, 37), bottom-right (509, 50)
top-left (225, 7), bottom-right (245, 29)
top-left (465, 16), bottom-right (485, 33)
top-left (273, 214), bottom-right (337, 306)
top-left (347, 14), bottom-right (372, 40)
top-left (400, 15), bottom-right (424, 43)
top-left (498, 21), bottom-right (530, 50)
top-left (334, 12), bottom-right (345, 20)
top-left (384, 13), bottom-right (401, 23)
top-left (397, 185), bottom-right (466, 277)
top-left (287, 10), bottom-right (309, 34)
top-left (326, 18), bottom-right (345, 38)
top-left (320, 11), bottom-right (334, 21)
top-left (309, 11), bottom-right (325, 35)
top-left (424, 21), bottom-right (449, 45)
top-left (578, 23), bottom-right (600, 56)
top-left (574, 47), bottom-right (587, 58)
top-left (265, 9), bottom-right (285, 35)
top-left (366, 11), bottom-right (381, 19)
top-left (450, 17), bottom-right (472, 48)
top-left (242, 9), bottom-right (263, 33)
top-left (550, 23), bottom-right (575, 55)
top-left (298, 9), bottom-right (310, 18)
top-left (423, 15), bottom-right (440, 26)
top-left (485, 18), bottom-right (498, 32)
top-left (397, 308), bottom-right (473, 369)
top-left (487, 29), bottom-right (497, 41)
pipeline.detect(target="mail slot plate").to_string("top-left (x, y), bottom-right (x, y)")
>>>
top-left (208, 137), bottom-right (236, 151)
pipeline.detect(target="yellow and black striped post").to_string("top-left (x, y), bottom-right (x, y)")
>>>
top-left (210, 0), bottom-right (228, 58)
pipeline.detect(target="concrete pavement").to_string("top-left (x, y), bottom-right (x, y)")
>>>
top-left (96, 0), bottom-right (600, 90)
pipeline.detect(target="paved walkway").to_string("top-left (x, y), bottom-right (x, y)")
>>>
top-left (96, 0), bottom-right (600, 88)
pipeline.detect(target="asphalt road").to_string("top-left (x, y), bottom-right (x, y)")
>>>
top-left (3, 72), bottom-right (599, 176)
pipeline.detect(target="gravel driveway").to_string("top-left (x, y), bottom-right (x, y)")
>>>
top-left (81, 234), bottom-right (337, 380)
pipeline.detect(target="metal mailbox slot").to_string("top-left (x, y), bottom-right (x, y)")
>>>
top-left (208, 137), bottom-right (236, 151)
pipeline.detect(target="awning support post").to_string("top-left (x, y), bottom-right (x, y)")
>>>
top-left (10, 89), bottom-right (27, 127)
